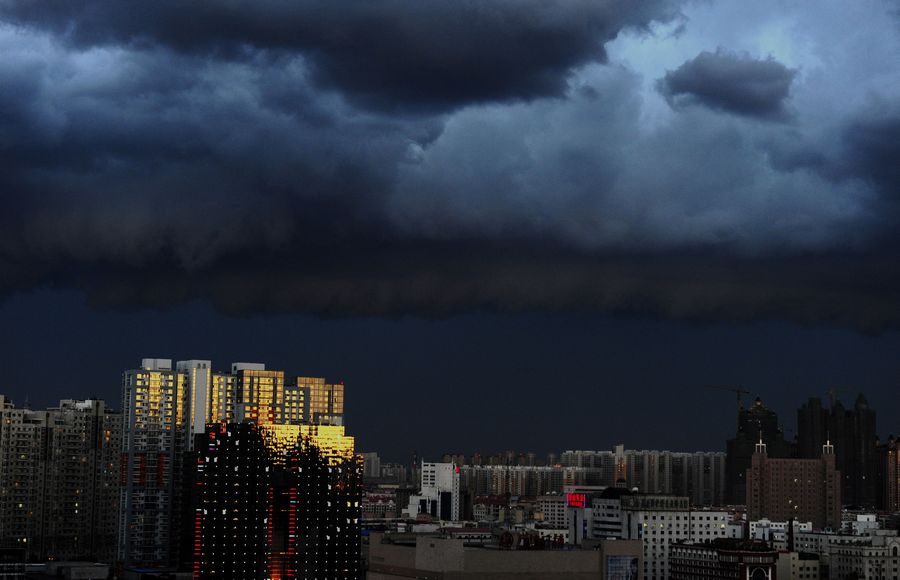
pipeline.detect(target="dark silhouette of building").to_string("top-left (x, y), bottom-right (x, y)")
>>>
top-left (192, 422), bottom-right (361, 579)
top-left (884, 435), bottom-right (900, 513)
top-left (726, 397), bottom-right (794, 504)
top-left (796, 394), bottom-right (879, 508)
top-left (747, 438), bottom-right (840, 530)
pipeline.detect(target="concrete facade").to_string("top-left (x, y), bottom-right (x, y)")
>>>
top-left (367, 532), bottom-right (642, 579)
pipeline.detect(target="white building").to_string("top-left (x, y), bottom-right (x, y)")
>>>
top-left (584, 491), bottom-right (730, 580)
top-left (536, 495), bottom-right (567, 529)
top-left (749, 519), bottom-right (813, 542)
top-left (404, 462), bottom-right (460, 522)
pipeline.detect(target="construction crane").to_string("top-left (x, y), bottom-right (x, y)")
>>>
top-left (704, 385), bottom-right (757, 430)
top-left (704, 385), bottom-right (755, 410)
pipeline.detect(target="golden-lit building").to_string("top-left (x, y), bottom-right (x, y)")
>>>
top-left (234, 363), bottom-right (285, 425)
top-left (297, 377), bottom-right (345, 425)
top-left (120, 358), bottom-right (188, 568)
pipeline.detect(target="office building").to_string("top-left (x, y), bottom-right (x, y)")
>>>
top-left (669, 538), bottom-right (778, 580)
top-left (405, 462), bottom-right (461, 522)
top-left (726, 397), bottom-right (795, 505)
top-left (0, 396), bottom-right (121, 562)
top-left (747, 438), bottom-right (840, 530)
top-left (585, 490), bottom-right (731, 580)
top-left (193, 422), bottom-right (361, 579)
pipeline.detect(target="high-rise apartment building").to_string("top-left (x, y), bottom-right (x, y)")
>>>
top-left (192, 422), bottom-right (361, 579)
top-left (119, 359), bottom-right (188, 568)
top-left (797, 394), bottom-right (880, 508)
top-left (726, 397), bottom-right (795, 505)
top-left (120, 357), bottom-right (347, 567)
top-left (296, 377), bottom-right (344, 425)
top-left (0, 396), bottom-right (121, 562)
top-left (885, 436), bottom-right (900, 513)
top-left (746, 438), bottom-right (840, 530)
top-left (558, 446), bottom-right (727, 506)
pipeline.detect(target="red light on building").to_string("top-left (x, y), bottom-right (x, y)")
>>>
top-left (566, 493), bottom-right (587, 508)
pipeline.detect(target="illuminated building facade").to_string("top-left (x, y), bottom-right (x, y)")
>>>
top-left (121, 358), bottom-right (352, 573)
top-left (233, 364), bottom-right (285, 425)
top-left (297, 377), bottom-right (344, 425)
top-left (119, 359), bottom-right (188, 568)
top-left (193, 422), bottom-right (362, 579)
top-left (0, 396), bottom-right (121, 562)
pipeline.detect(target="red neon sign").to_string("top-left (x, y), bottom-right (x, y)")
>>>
top-left (566, 493), bottom-right (587, 508)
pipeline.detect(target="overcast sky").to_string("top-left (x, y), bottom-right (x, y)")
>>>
top-left (1, 0), bottom-right (898, 460)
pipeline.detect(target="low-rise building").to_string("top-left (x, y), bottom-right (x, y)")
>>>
top-left (367, 531), bottom-right (642, 579)
top-left (669, 539), bottom-right (778, 580)
top-left (776, 551), bottom-right (821, 580)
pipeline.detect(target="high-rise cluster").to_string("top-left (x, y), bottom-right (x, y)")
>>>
top-left (0, 396), bottom-right (121, 562)
top-left (192, 423), bottom-right (360, 579)
top-left (116, 358), bottom-right (357, 578)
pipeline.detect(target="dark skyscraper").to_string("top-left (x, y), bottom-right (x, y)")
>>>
top-left (796, 394), bottom-right (879, 508)
top-left (725, 398), bottom-right (794, 504)
top-left (193, 423), bottom-right (361, 579)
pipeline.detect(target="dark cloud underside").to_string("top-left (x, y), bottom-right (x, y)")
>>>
top-left (0, 0), bottom-right (899, 332)
top-left (658, 50), bottom-right (796, 119)
top-left (0, 0), bottom-right (680, 111)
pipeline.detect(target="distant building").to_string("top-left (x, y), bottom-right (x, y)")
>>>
top-left (362, 492), bottom-right (398, 520)
top-left (559, 446), bottom-right (727, 506)
top-left (670, 538), bottom-right (777, 580)
top-left (746, 438), bottom-right (840, 530)
top-left (0, 396), bottom-right (121, 562)
top-left (363, 451), bottom-right (381, 480)
top-left (797, 394), bottom-right (880, 508)
top-left (884, 435), bottom-right (900, 512)
top-left (404, 462), bottom-right (460, 522)
top-left (367, 531), bottom-right (643, 579)
top-left (726, 397), bottom-right (795, 505)
top-left (536, 495), bottom-right (567, 529)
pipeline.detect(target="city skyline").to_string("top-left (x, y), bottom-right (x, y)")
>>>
top-left (1, 343), bottom-right (897, 464)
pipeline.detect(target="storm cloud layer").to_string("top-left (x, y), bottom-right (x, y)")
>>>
top-left (658, 50), bottom-right (796, 119)
top-left (1, 0), bottom-right (899, 330)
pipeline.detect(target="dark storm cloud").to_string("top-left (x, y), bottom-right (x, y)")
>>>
top-left (0, 0), bottom-right (681, 111)
top-left (1, 0), bottom-right (900, 332)
top-left (658, 50), bottom-right (796, 119)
